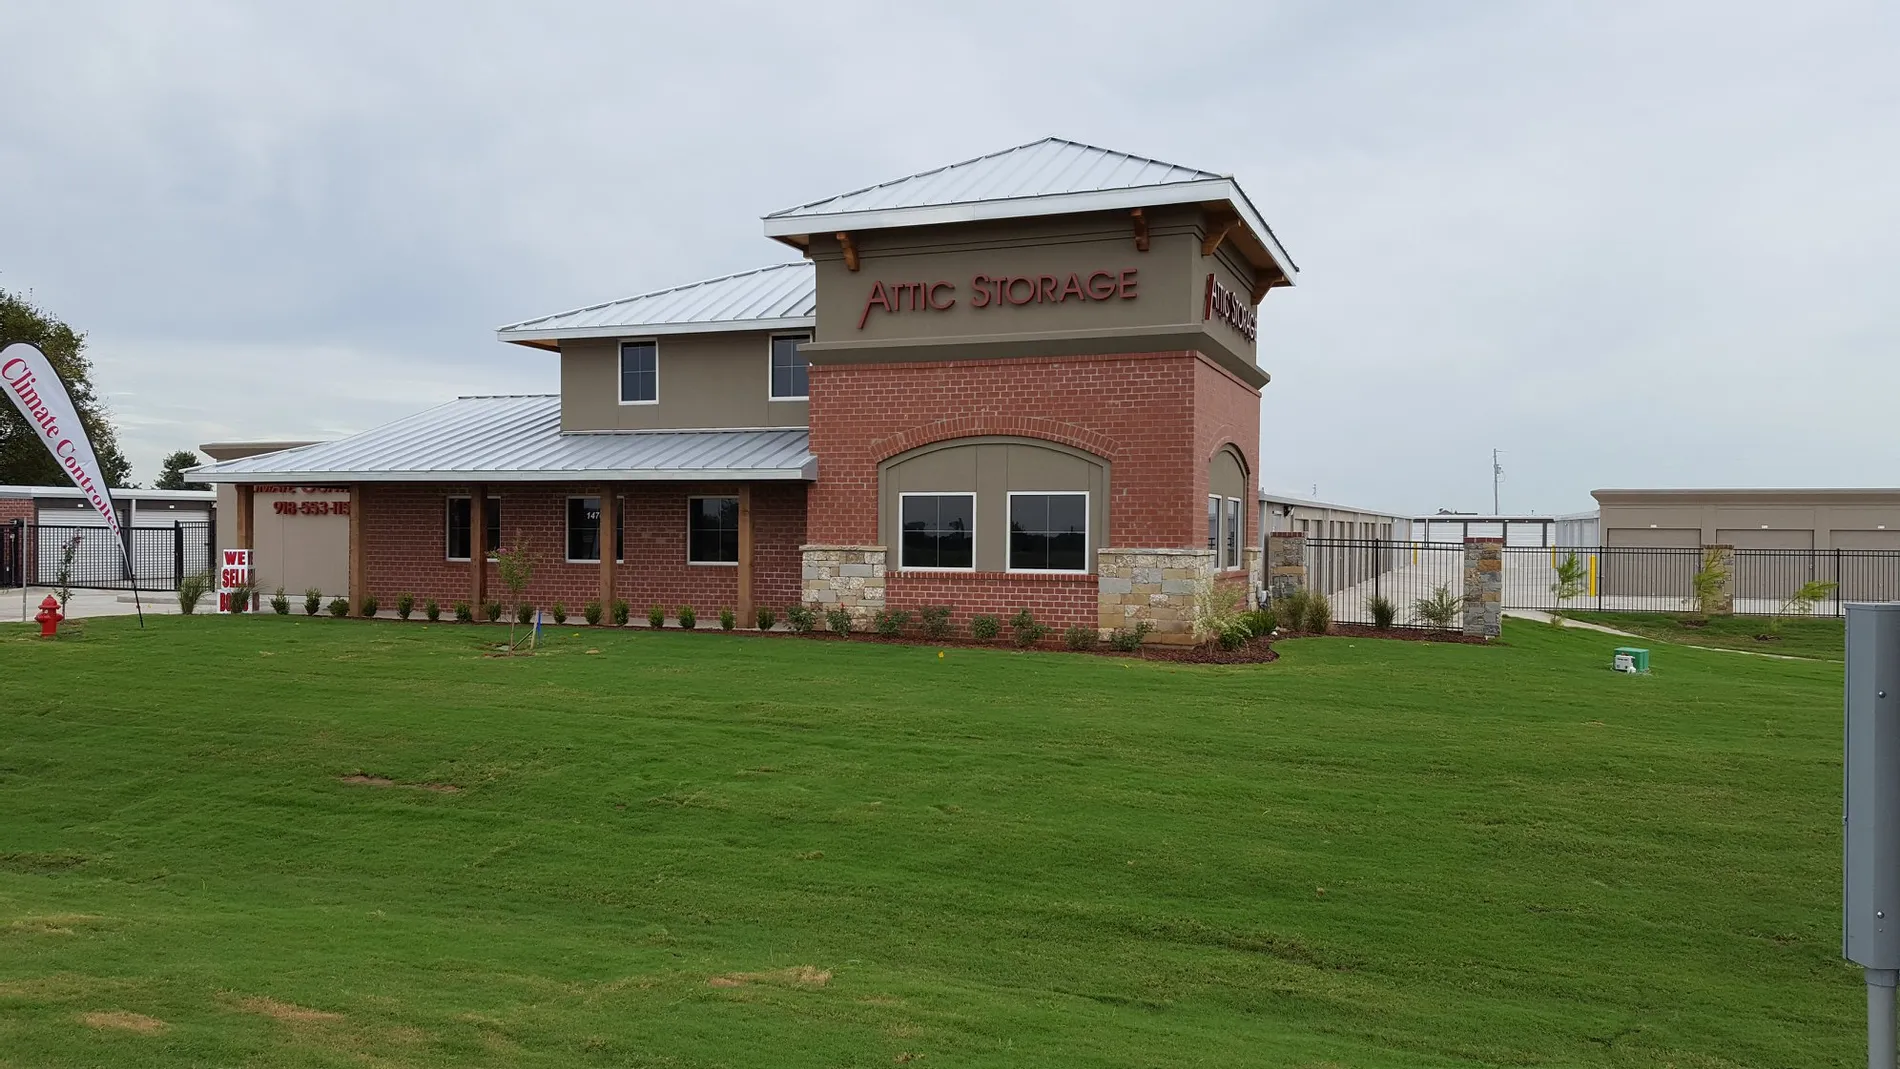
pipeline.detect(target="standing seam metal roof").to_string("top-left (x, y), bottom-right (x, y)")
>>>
top-left (186, 395), bottom-right (814, 482)
top-left (495, 262), bottom-right (815, 341)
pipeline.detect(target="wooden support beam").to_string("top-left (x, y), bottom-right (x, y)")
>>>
top-left (469, 485), bottom-right (487, 612)
top-left (1130, 208), bottom-right (1149, 252)
top-left (1201, 214), bottom-right (1241, 257)
top-left (836, 232), bottom-right (860, 272)
top-left (347, 483), bottom-right (365, 616)
top-left (737, 485), bottom-right (754, 628)
top-left (598, 484), bottom-right (617, 620)
top-left (235, 484), bottom-right (255, 551)
top-left (1250, 277), bottom-right (1273, 304)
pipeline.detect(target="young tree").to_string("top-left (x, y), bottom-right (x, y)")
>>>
top-left (155, 450), bottom-right (208, 490)
top-left (0, 289), bottom-right (133, 487)
top-left (494, 533), bottom-right (537, 654)
top-left (1549, 552), bottom-right (1587, 624)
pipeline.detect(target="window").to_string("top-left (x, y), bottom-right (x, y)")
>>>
top-left (1008, 492), bottom-right (1087, 573)
top-left (1224, 498), bottom-right (1242, 570)
top-left (899, 493), bottom-right (974, 570)
top-left (566, 496), bottom-right (624, 563)
top-left (770, 333), bottom-right (809, 400)
top-left (446, 496), bottom-right (501, 560)
top-left (687, 496), bottom-right (739, 564)
top-left (1207, 495), bottom-right (1221, 554)
top-left (620, 341), bottom-right (657, 404)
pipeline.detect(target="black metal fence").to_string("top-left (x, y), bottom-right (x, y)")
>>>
top-left (1, 520), bottom-right (213, 592)
top-left (1502, 545), bottom-right (1900, 616)
top-left (1303, 539), bottom-right (1466, 628)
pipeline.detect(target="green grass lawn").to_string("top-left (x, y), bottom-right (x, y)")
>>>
top-left (1569, 610), bottom-right (1845, 661)
top-left (0, 615), bottom-right (1855, 1067)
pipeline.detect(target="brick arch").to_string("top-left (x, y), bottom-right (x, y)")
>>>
top-left (869, 416), bottom-right (1122, 465)
top-left (1207, 437), bottom-right (1252, 477)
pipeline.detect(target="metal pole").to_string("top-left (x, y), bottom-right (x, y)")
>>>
top-left (1869, 968), bottom-right (1896, 1069)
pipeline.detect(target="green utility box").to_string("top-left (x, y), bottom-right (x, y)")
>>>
top-left (1613, 647), bottom-right (1651, 674)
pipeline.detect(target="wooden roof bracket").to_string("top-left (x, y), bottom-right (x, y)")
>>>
top-left (1251, 277), bottom-right (1273, 304)
top-left (1130, 208), bottom-right (1149, 253)
top-left (1201, 213), bottom-right (1241, 257)
top-left (836, 232), bottom-right (860, 272)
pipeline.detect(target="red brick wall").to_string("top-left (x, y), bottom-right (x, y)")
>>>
top-left (1194, 355), bottom-right (1264, 556)
top-left (885, 571), bottom-right (1097, 632)
top-left (359, 481), bottom-right (806, 616)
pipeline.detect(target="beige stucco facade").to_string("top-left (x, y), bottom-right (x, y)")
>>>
top-left (1594, 488), bottom-right (1900, 551)
top-left (559, 330), bottom-right (811, 432)
top-left (876, 437), bottom-right (1110, 574)
top-left (802, 207), bottom-right (1271, 386)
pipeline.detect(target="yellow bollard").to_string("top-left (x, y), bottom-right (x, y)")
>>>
top-left (1588, 553), bottom-right (1598, 597)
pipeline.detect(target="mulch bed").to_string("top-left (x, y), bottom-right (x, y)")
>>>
top-left (716, 626), bottom-right (1282, 664)
top-left (1284, 623), bottom-right (1492, 645)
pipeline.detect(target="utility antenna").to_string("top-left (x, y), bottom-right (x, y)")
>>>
top-left (1492, 448), bottom-right (1505, 514)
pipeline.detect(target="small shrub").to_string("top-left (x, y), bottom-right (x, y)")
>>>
top-left (396, 592), bottom-right (415, 620)
top-left (358, 595), bottom-right (378, 618)
top-left (328, 597), bottom-right (350, 618)
top-left (1108, 621), bottom-right (1153, 652)
top-left (756, 606), bottom-right (777, 631)
top-left (516, 602), bottom-right (534, 625)
top-left (872, 608), bottom-right (911, 637)
top-left (1367, 593), bottom-right (1396, 630)
top-left (176, 571), bottom-right (212, 615)
top-left (1274, 588), bottom-right (1312, 632)
top-left (551, 601), bottom-right (567, 625)
top-left (425, 599), bottom-right (441, 622)
top-left (611, 599), bottom-right (630, 627)
top-left (969, 614), bottom-right (1001, 641)
top-left (1064, 626), bottom-right (1098, 651)
top-left (918, 605), bottom-right (952, 640)
top-left (1191, 579), bottom-right (1246, 647)
top-left (303, 587), bottom-right (323, 616)
top-left (270, 586), bottom-right (290, 615)
top-left (483, 599), bottom-right (503, 623)
top-left (583, 599), bottom-right (602, 626)
top-left (647, 604), bottom-right (665, 628)
top-left (786, 605), bottom-right (815, 633)
top-left (677, 605), bottom-right (696, 629)
top-left (1217, 625), bottom-right (1248, 650)
top-left (719, 608), bottom-right (735, 631)
top-left (1412, 584), bottom-right (1460, 629)
top-left (1009, 609), bottom-right (1049, 648)
top-left (1302, 591), bottom-right (1332, 634)
top-left (826, 607), bottom-right (853, 636)
top-left (227, 583), bottom-right (254, 613)
top-left (453, 600), bottom-right (472, 623)
top-left (1240, 608), bottom-right (1277, 637)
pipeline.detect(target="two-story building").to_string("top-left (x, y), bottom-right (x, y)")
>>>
top-left (192, 138), bottom-right (1297, 641)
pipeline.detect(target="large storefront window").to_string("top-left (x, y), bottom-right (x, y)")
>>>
top-left (687, 496), bottom-right (739, 564)
top-left (1225, 498), bottom-right (1242, 570)
top-left (1008, 492), bottom-right (1087, 573)
top-left (446, 496), bottom-right (501, 561)
top-left (566, 497), bottom-right (624, 563)
top-left (899, 493), bottom-right (974, 570)
top-left (1207, 495), bottom-right (1221, 554)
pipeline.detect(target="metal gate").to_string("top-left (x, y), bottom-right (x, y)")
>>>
top-left (4, 522), bottom-right (213, 591)
top-left (0, 520), bottom-right (19, 588)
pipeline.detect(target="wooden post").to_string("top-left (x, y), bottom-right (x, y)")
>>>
top-left (598, 484), bottom-right (617, 619)
top-left (469, 485), bottom-right (487, 612)
top-left (737, 485), bottom-right (754, 627)
top-left (235, 484), bottom-right (255, 550)
top-left (348, 483), bottom-right (365, 615)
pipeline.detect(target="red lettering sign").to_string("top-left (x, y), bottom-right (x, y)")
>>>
top-left (859, 269), bottom-right (1137, 329)
top-left (1202, 273), bottom-right (1258, 342)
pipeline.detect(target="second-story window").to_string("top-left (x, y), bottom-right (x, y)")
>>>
top-left (770, 334), bottom-right (809, 401)
top-left (620, 341), bottom-right (657, 404)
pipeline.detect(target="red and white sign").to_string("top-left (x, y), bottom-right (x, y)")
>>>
top-left (1203, 273), bottom-right (1258, 342)
top-left (218, 549), bottom-right (254, 613)
top-left (1, 342), bottom-right (126, 539)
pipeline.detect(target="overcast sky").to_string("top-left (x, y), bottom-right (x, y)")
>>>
top-left (3, 1), bottom-right (1894, 515)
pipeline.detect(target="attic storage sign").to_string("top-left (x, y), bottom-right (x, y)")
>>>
top-left (858, 270), bottom-right (1138, 328)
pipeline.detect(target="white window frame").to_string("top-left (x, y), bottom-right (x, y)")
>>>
top-left (618, 339), bottom-right (659, 406)
top-left (767, 332), bottom-right (811, 402)
top-left (685, 495), bottom-right (739, 567)
top-left (445, 494), bottom-right (500, 562)
top-left (897, 491), bottom-right (977, 573)
top-left (564, 495), bottom-right (625, 565)
top-left (1225, 497), bottom-right (1242, 570)
top-left (1005, 490), bottom-right (1090, 575)
top-left (1207, 494), bottom-right (1221, 555)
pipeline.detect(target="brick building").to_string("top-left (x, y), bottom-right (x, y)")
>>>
top-left (192, 138), bottom-right (1298, 641)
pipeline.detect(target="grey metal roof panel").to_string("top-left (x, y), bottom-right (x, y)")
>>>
top-left (187, 396), bottom-right (814, 483)
top-left (765, 138), bottom-right (1221, 219)
top-left (762, 138), bottom-right (1297, 282)
top-left (495, 262), bottom-right (815, 342)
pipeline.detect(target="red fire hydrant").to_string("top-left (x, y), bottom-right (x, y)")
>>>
top-left (36, 595), bottom-right (64, 637)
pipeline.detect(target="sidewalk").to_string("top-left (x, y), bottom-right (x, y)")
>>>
top-left (6, 586), bottom-right (181, 623)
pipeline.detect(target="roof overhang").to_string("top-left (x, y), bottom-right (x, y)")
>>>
top-left (496, 315), bottom-right (817, 348)
top-left (764, 177), bottom-right (1297, 285)
top-left (189, 459), bottom-right (818, 484)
